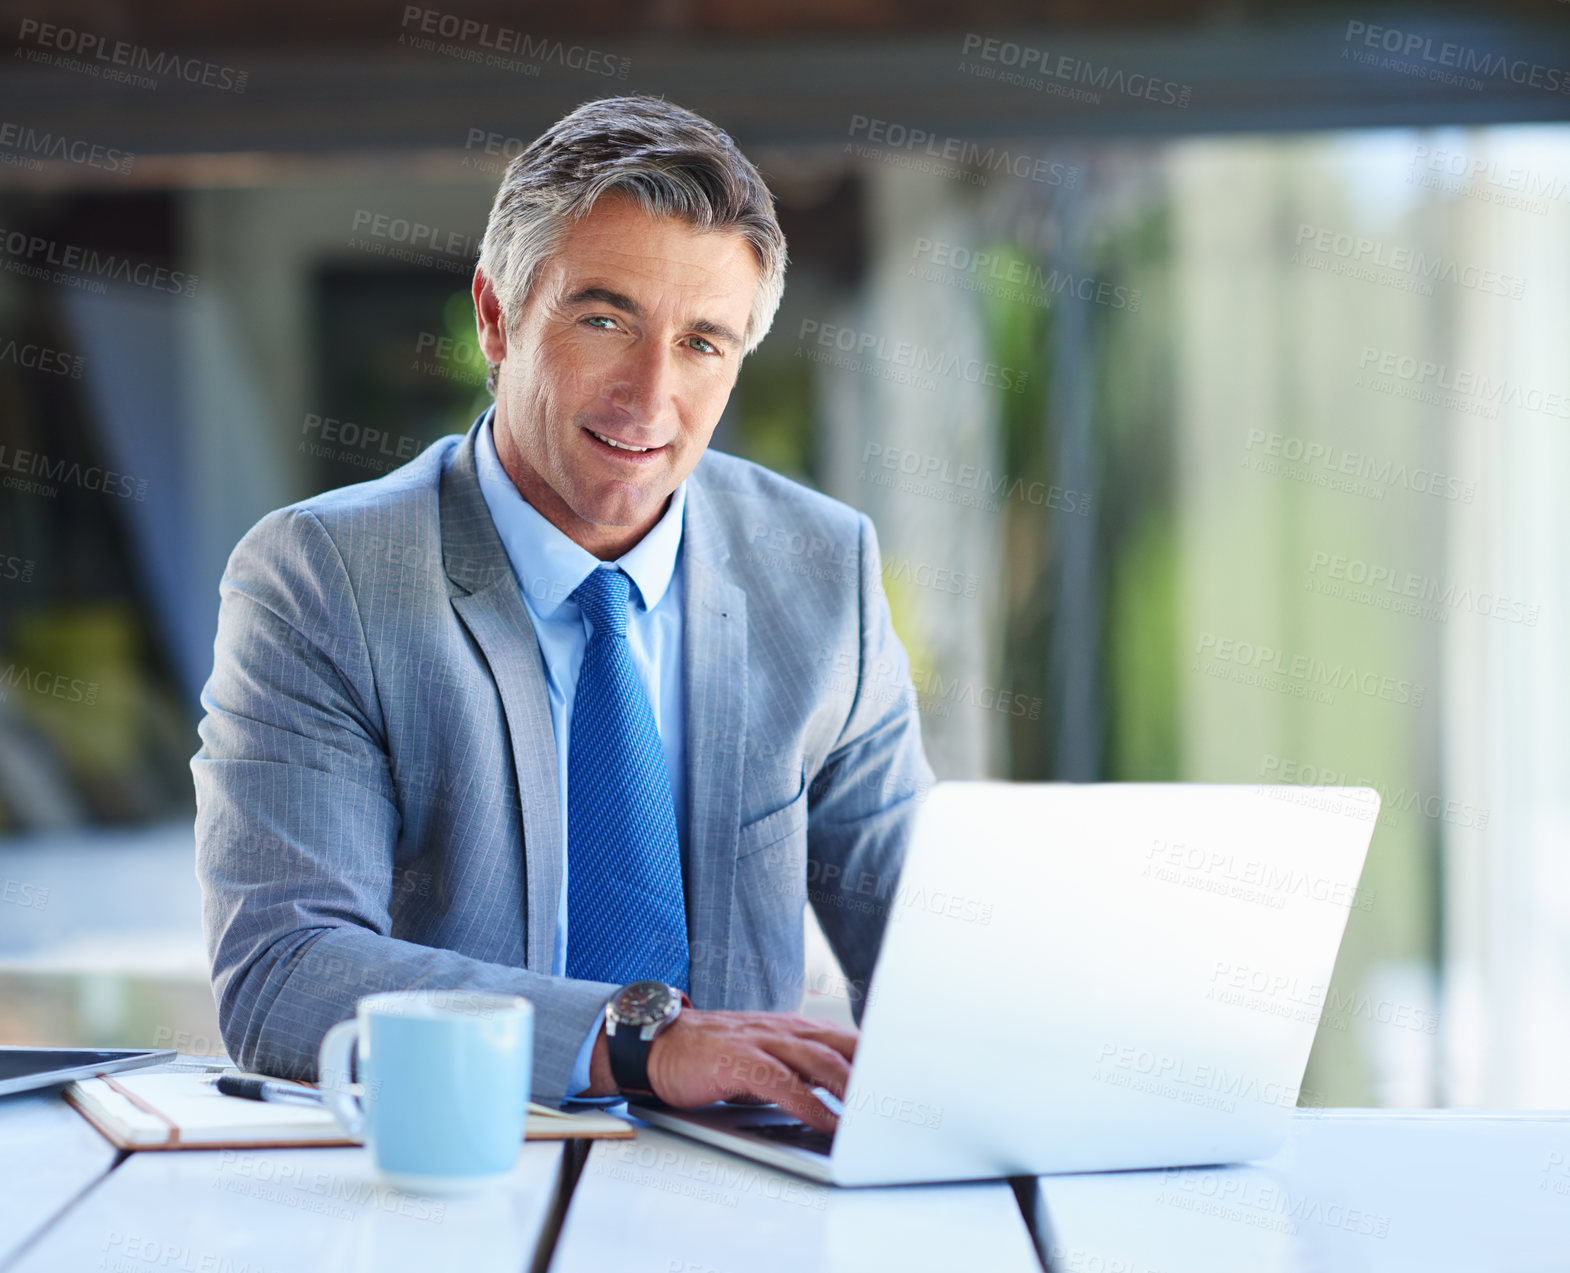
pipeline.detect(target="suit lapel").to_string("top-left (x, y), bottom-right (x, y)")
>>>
top-left (440, 423), bottom-right (561, 974)
top-left (681, 471), bottom-right (747, 1008)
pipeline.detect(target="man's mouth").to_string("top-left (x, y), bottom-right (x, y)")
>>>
top-left (586, 427), bottom-right (663, 454)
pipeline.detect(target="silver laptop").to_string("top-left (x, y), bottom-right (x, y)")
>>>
top-left (634, 781), bottom-right (1378, 1186)
top-left (0, 1047), bottom-right (176, 1098)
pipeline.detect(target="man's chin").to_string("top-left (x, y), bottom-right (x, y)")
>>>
top-left (571, 491), bottom-right (669, 534)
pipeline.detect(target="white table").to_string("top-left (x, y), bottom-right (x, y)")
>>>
top-left (8, 1137), bottom-right (567, 1273)
top-left (1031, 1110), bottom-right (1570, 1272)
top-left (0, 1087), bottom-right (121, 1268)
top-left (551, 1122), bottom-right (1044, 1273)
top-left (9, 1086), bottom-right (1570, 1272)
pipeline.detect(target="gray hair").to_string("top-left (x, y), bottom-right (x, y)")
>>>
top-left (476, 95), bottom-right (787, 394)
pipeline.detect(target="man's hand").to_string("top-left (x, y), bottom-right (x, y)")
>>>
top-left (587, 1009), bottom-right (856, 1134)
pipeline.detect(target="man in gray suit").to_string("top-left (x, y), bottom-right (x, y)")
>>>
top-left (193, 96), bottom-right (931, 1133)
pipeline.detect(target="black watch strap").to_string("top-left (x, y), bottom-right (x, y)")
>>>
top-left (606, 985), bottom-right (689, 1099)
top-left (607, 1023), bottom-right (656, 1097)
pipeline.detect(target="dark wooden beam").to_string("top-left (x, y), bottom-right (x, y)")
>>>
top-left (2, 16), bottom-right (1567, 173)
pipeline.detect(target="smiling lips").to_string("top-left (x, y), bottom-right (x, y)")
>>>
top-left (586, 427), bottom-right (664, 455)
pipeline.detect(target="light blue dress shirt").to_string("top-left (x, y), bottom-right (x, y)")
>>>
top-left (474, 409), bottom-right (688, 1095)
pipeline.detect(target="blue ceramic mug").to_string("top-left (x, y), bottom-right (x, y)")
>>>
top-left (318, 989), bottom-right (533, 1194)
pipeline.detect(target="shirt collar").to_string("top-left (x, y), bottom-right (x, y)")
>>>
top-left (474, 407), bottom-right (685, 617)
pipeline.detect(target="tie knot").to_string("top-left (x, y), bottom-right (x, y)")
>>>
top-left (572, 567), bottom-right (632, 640)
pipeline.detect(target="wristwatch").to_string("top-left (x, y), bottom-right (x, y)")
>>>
top-left (604, 980), bottom-right (684, 1097)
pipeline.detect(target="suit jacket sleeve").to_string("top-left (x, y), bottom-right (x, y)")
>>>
top-left (805, 513), bottom-right (935, 1024)
top-left (191, 507), bottom-right (616, 1101)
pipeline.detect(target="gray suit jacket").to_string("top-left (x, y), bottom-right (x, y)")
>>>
top-left (192, 418), bottom-right (932, 1101)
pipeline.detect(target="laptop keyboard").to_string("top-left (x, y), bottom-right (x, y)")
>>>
top-left (740, 1121), bottom-right (836, 1157)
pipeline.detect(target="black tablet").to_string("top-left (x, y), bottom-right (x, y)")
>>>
top-left (0, 1047), bottom-right (177, 1097)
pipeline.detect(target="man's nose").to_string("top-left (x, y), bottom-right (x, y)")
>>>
top-left (609, 341), bottom-right (675, 420)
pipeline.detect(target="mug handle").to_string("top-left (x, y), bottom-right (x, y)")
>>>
top-left (317, 1018), bottom-right (366, 1139)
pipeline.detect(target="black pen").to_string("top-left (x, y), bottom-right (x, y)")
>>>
top-left (211, 1074), bottom-right (324, 1107)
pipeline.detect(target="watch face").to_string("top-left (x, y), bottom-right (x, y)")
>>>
top-left (614, 980), bottom-right (675, 1027)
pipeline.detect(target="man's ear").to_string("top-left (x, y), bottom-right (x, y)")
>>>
top-left (473, 267), bottom-right (508, 366)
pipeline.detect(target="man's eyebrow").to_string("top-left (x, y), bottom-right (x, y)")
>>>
top-left (690, 318), bottom-right (743, 351)
top-left (564, 285), bottom-right (643, 317)
top-left (564, 284), bottom-right (743, 351)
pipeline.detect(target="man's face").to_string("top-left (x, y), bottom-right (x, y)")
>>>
top-left (475, 194), bottom-right (760, 559)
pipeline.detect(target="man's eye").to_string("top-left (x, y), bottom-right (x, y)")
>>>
top-left (584, 315), bottom-right (616, 329)
top-left (688, 336), bottom-right (718, 355)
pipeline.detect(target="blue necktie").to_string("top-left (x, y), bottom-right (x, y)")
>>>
top-left (565, 566), bottom-right (690, 991)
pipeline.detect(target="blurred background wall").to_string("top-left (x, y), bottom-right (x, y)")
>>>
top-left (0, 0), bottom-right (1567, 1108)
